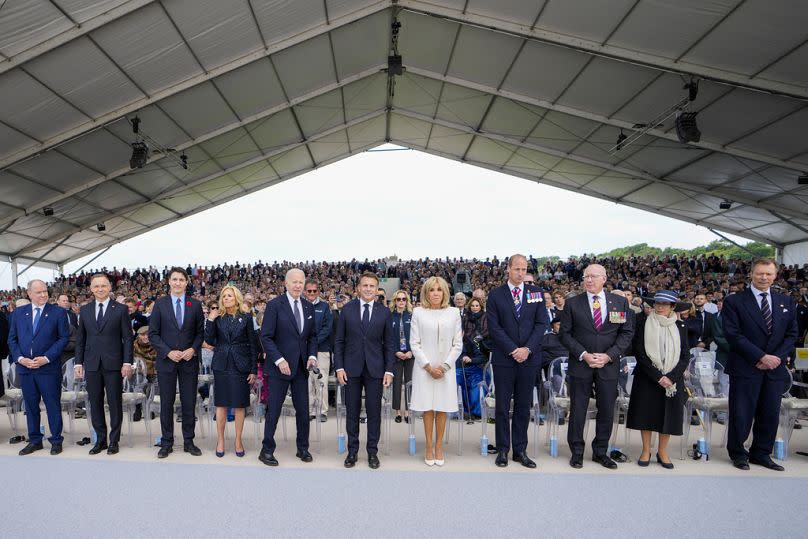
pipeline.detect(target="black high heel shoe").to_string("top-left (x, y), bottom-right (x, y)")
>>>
top-left (656, 453), bottom-right (674, 469)
top-left (637, 453), bottom-right (651, 467)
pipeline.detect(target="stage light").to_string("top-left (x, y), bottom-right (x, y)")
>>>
top-left (388, 54), bottom-right (403, 76)
top-left (798, 173), bottom-right (808, 185)
top-left (615, 130), bottom-right (627, 151)
top-left (96, 223), bottom-right (106, 231)
top-left (43, 207), bottom-right (54, 216)
top-left (719, 200), bottom-right (732, 210)
top-left (180, 153), bottom-right (188, 170)
top-left (675, 111), bottom-right (701, 144)
top-left (684, 79), bottom-right (699, 102)
top-left (130, 141), bottom-right (149, 169)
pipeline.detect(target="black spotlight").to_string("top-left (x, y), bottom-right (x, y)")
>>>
top-left (96, 223), bottom-right (106, 232)
top-left (719, 200), bottom-right (732, 210)
top-left (388, 54), bottom-right (403, 76)
top-left (798, 173), bottom-right (808, 185)
top-left (43, 207), bottom-right (54, 216)
top-left (180, 153), bottom-right (188, 170)
top-left (675, 111), bottom-right (701, 144)
top-left (615, 130), bottom-right (628, 151)
top-left (130, 141), bottom-right (149, 169)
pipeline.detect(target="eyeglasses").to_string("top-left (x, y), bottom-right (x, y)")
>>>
top-left (395, 297), bottom-right (407, 302)
top-left (583, 275), bottom-right (604, 280)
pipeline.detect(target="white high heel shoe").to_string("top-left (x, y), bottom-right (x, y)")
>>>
top-left (424, 458), bottom-right (435, 466)
top-left (434, 459), bottom-right (445, 467)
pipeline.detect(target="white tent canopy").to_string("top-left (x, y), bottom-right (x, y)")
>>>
top-left (1, 0), bottom-right (806, 268)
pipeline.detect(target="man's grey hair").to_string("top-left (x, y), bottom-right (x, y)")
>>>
top-left (26, 279), bottom-right (47, 291)
top-left (285, 268), bottom-right (305, 282)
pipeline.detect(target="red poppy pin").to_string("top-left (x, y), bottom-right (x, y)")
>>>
top-left (186, 301), bottom-right (192, 307)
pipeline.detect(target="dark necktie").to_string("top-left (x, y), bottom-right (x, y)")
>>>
top-left (512, 287), bottom-right (521, 318)
top-left (592, 295), bottom-right (603, 331)
top-left (175, 298), bottom-right (183, 328)
top-left (294, 300), bottom-right (303, 332)
top-left (759, 292), bottom-right (772, 334)
top-left (97, 303), bottom-right (104, 326)
top-left (362, 303), bottom-right (370, 331)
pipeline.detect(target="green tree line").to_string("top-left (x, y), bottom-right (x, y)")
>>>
top-left (596, 240), bottom-right (774, 260)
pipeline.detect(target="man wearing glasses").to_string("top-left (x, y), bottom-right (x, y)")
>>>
top-left (305, 280), bottom-right (333, 422)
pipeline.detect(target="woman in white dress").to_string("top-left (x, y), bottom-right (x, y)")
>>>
top-left (410, 276), bottom-right (463, 466)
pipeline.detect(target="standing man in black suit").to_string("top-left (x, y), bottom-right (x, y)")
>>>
top-left (692, 293), bottom-right (715, 350)
top-left (0, 308), bottom-right (8, 399)
top-left (559, 263), bottom-right (634, 469)
top-left (57, 294), bottom-right (78, 329)
top-left (722, 258), bottom-right (798, 471)
top-left (148, 267), bottom-right (205, 458)
top-left (334, 272), bottom-right (395, 469)
top-left (486, 254), bottom-right (548, 469)
top-left (74, 274), bottom-right (133, 455)
top-left (259, 268), bottom-right (318, 466)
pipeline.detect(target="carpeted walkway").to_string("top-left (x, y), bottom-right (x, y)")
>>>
top-left (4, 455), bottom-right (803, 538)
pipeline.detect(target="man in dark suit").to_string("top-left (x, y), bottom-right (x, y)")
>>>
top-left (334, 271), bottom-right (395, 469)
top-left (486, 254), bottom-right (548, 469)
top-left (722, 258), bottom-right (798, 471)
top-left (74, 274), bottom-right (134, 455)
top-left (148, 267), bottom-right (204, 458)
top-left (259, 268), bottom-right (318, 466)
top-left (8, 279), bottom-right (70, 455)
top-left (692, 293), bottom-right (715, 349)
top-left (124, 297), bottom-right (149, 334)
top-left (559, 264), bottom-right (634, 469)
top-left (57, 294), bottom-right (78, 328)
top-left (0, 309), bottom-right (9, 399)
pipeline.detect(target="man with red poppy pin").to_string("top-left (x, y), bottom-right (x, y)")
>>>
top-left (148, 267), bottom-right (205, 458)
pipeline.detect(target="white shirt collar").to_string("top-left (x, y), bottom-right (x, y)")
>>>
top-left (170, 293), bottom-right (185, 304)
top-left (750, 284), bottom-right (770, 298)
top-left (96, 297), bottom-right (111, 310)
top-left (507, 282), bottom-right (524, 295)
top-left (586, 290), bottom-right (605, 302)
top-left (286, 292), bottom-right (302, 307)
top-left (360, 298), bottom-right (375, 309)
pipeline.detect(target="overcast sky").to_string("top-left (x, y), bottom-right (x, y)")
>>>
top-left (1, 145), bottom-right (749, 290)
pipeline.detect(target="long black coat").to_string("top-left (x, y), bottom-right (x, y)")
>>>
top-left (626, 313), bottom-right (689, 435)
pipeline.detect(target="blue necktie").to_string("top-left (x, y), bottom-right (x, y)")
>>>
top-left (33, 307), bottom-right (41, 333)
top-left (362, 303), bottom-right (370, 331)
top-left (512, 288), bottom-right (521, 318)
top-left (175, 298), bottom-right (183, 328)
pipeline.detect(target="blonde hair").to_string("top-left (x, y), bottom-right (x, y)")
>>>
top-left (218, 285), bottom-right (245, 316)
top-left (388, 289), bottom-right (413, 313)
top-left (420, 276), bottom-right (450, 310)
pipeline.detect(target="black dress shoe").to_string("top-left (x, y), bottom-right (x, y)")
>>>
top-left (656, 453), bottom-right (674, 470)
top-left (495, 450), bottom-right (508, 467)
top-left (89, 441), bottom-right (109, 455)
top-left (512, 452), bottom-right (537, 469)
top-left (18, 442), bottom-right (44, 456)
top-left (749, 456), bottom-right (785, 471)
top-left (309, 415), bottom-right (316, 421)
top-left (107, 443), bottom-right (119, 455)
top-left (259, 451), bottom-right (279, 466)
top-left (593, 454), bottom-right (618, 469)
top-left (569, 455), bottom-right (583, 469)
top-left (319, 414), bottom-right (327, 423)
top-left (296, 450), bottom-right (313, 462)
top-left (395, 416), bottom-right (402, 423)
top-left (184, 443), bottom-right (202, 456)
top-left (732, 458), bottom-right (750, 470)
top-left (368, 453), bottom-right (380, 469)
top-left (50, 444), bottom-right (62, 455)
top-left (344, 451), bottom-right (357, 468)
top-left (157, 446), bottom-right (173, 459)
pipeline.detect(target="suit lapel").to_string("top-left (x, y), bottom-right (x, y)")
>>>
top-left (98, 301), bottom-right (113, 332)
top-left (32, 304), bottom-right (46, 338)
top-left (181, 298), bottom-right (193, 331)
top-left (281, 296), bottom-right (300, 335)
top-left (740, 289), bottom-right (767, 334)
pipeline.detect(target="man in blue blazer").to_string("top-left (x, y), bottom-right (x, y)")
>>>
top-left (334, 272), bottom-right (395, 469)
top-left (148, 267), bottom-right (205, 458)
top-left (8, 280), bottom-right (70, 455)
top-left (486, 254), bottom-right (548, 469)
top-left (74, 274), bottom-right (134, 455)
top-left (722, 258), bottom-right (798, 471)
top-left (259, 268), bottom-right (318, 466)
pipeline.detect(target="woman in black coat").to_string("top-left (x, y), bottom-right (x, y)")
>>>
top-left (204, 285), bottom-right (258, 457)
top-left (390, 290), bottom-right (414, 423)
top-left (626, 290), bottom-right (690, 469)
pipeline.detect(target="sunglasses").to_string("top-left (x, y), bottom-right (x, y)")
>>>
top-left (305, 290), bottom-right (318, 293)
top-left (395, 297), bottom-right (407, 301)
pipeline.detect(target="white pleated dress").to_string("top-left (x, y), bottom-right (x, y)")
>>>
top-left (409, 306), bottom-right (463, 412)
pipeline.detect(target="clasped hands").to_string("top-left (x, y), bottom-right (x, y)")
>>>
top-left (756, 354), bottom-right (781, 370)
top-left (510, 347), bottom-right (530, 363)
top-left (583, 352), bottom-right (610, 369)
top-left (395, 351), bottom-right (413, 361)
top-left (19, 356), bottom-right (47, 369)
top-left (167, 348), bottom-right (195, 362)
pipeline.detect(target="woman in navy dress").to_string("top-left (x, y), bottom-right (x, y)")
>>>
top-left (204, 285), bottom-right (258, 457)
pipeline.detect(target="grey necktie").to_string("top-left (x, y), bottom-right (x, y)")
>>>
top-left (294, 300), bottom-right (303, 332)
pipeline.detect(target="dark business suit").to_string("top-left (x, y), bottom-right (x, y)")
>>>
top-left (559, 292), bottom-right (634, 458)
top-left (7, 303), bottom-right (70, 445)
top-left (333, 299), bottom-right (395, 455)
top-left (148, 295), bottom-right (204, 447)
top-left (0, 311), bottom-right (8, 399)
top-left (75, 300), bottom-right (134, 445)
top-left (260, 294), bottom-right (317, 454)
top-left (722, 288), bottom-right (798, 461)
top-left (486, 284), bottom-right (548, 454)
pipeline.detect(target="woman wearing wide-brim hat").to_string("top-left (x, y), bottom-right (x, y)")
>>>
top-left (626, 290), bottom-right (691, 469)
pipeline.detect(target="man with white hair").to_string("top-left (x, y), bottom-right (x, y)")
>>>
top-left (454, 292), bottom-right (467, 319)
top-left (259, 268), bottom-right (318, 466)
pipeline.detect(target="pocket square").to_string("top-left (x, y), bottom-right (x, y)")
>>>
top-left (307, 315), bottom-right (313, 319)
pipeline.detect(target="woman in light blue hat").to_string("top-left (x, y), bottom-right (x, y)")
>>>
top-left (626, 290), bottom-right (690, 469)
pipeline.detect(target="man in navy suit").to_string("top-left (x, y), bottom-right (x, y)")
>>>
top-left (559, 264), bottom-right (634, 469)
top-left (334, 271), bottom-right (395, 469)
top-left (148, 267), bottom-right (205, 458)
top-left (74, 274), bottom-right (134, 455)
top-left (259, 268), bottom-right (318, 466)
top-left (486, 255), bottom-right (548, 469)
top-left (722, 258), bottom-right (798, 471)
top-left (7, 279), bottom-right (70, 455)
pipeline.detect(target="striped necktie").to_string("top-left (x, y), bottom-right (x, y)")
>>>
top-left (592, 296), bottom-right (603, 331)
top-left (759, 293), bottom-right (772, 334)
top-left (512, 287), bottom-right (521, 318)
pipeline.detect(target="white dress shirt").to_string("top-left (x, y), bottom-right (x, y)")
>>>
top-left (579, 291), bottom-right (608, 361)
top-left (21, 303), bottom-right (51, 364)
top-left (336, 299), bottom-right (394, 378)
top-left (275, 293), bottom-right (317, 366)
top-left (749, 284), bottom-right (771, 311)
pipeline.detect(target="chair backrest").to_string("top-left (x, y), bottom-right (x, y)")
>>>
top-left (124, 358), bottom-right (150, 393)
top-left (62, 358), bottom-right (76, 390)
top-left (618, 356), bottom-right (637, 397)
top-left (6, 361), bottom-right (21, 390)
top-left (687, 349), bottom-right (727, 398)
top-left (548, 357), bottom-right (570, 398)
top-left (200, 348), bottom-right (214, 374)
